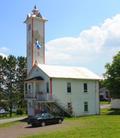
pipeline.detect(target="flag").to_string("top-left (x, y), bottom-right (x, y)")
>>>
top-left (35, 40), bottom-right (41, 49)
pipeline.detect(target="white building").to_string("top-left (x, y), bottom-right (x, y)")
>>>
top-left (24, 6), bottom-right (100, 117)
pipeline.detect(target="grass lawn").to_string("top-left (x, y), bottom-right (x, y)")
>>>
top-left (0, 121), bottom-right (20, 128)
top-left (100, 101), bottom-right (111, 105)
top-left (23, 109), bottom-right (120, 138)
top-left (0, 113), bottom-right (27, 119)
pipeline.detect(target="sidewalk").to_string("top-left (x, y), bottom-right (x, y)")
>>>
top-left (0, 116), bottom-right (27, 124)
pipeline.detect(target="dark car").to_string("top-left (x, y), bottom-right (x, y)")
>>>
top-left (28, 113), bottom-right (64, 127)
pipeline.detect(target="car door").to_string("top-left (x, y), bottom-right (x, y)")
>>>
top-left (46, 113), bottom-right (54, 124)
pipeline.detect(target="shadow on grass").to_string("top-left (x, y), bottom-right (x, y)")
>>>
top-left (107, 109), bottom-right (120, 115)
top-left (20, 117), bottom-right (28, 122)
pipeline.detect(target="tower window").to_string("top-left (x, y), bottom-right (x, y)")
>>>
top-left (84, 83), bottom-right (88, 92)
top-left (67, 82), bottom-right (71, 93)
top-left (84, 102), bottom-right (88, 112)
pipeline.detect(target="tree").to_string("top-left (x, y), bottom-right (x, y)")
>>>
top-left (0, 55), bottom-right (27, 116)
top-left (0, 56), bottom-right (8, 109)
top-left (16, 56), bottom-right (27, 111)
top-left (0, 56), bottom-right (4, 107)
top-left (104, 51), bottom-right (120, 99)
top-left (4, 55), bottom-right (17, 117)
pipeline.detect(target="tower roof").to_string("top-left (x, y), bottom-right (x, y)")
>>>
top-left (25, 6), bottom-right (44, 22)
top-left (31, 5), bottom-right (42, 18)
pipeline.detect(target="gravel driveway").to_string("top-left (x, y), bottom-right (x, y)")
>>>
top-left (0, 119), bottom-right (73, 138)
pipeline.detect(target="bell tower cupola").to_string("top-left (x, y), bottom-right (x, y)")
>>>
top-left (24, 6), bottom-right (47, 74)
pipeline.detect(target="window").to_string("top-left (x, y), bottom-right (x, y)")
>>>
top-left (84, 83), bottom-right (88, 92)
top-left (67, 82), bottom-right (71, 93)
top-left (28, 84), bottom-right (32, 93)
top-left (67, 102), bottom-right (72, 114)
top-left (84, 102), bottom-right (88, 112)
top-left (28, 84), bottom-right (31, 92)
top-left (46, 82), bottom-right (49, 93)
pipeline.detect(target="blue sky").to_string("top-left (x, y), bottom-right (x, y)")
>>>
top-left (0, 0), bottom-right (120, 75)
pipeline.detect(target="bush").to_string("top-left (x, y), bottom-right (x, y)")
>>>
top-left (16, 109), bottom-right (24, 115)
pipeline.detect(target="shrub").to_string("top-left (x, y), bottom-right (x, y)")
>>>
top-left (16, 109), bottom-right (24, 115)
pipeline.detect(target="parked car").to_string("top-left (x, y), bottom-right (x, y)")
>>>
top-left (28, 113), bottom-right (64, 127)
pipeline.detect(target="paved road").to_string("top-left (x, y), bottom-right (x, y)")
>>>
top-left (0, 116), bottom-right (27, 124)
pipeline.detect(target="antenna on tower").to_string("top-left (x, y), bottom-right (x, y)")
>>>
top-left (34, 5), bottom-right (37, 9)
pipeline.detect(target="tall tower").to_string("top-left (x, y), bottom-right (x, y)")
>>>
top-left (24, 6), bottom-right (47, 74)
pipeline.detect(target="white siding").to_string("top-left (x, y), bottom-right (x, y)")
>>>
top-left (26, 67), bottom-right (50, 116)
top-left (52, 78), bottom-right (100, 116)
top-left (26, 67), bottom-right (100, 116)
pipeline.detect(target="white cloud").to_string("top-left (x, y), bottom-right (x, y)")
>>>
top-left (0, 47), bottom-right (9, 52)
top-left (0, 53), bottom-right (7, 57)
top-left (0, 47), bottom-right (9, 57)
top-left (45, 14), bottom-right (120, 74)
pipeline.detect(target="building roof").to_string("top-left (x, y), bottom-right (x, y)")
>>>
top-left (24, 6), bottom-right (47, 23)
top-left (25, 76), bottom-right (44, 81)
top-left (38, 64), bottom-right (100, 80)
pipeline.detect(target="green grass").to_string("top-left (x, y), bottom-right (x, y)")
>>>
top-left (0, 113), bottom-right (27, 119)
top-left (23, 109), bottom-right (120, 138)
top-left (101, 108), bottom-right (120, 115)
top-left (100, 101), bottom-right (110, 105)
top-left (0, 121), bottom-right (20, 128)
top-left (0, 115), bottom-right (27, 128)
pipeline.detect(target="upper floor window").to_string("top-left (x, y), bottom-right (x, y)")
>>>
top-left (67, 82), bottom-right (71, 93)
top-left (84, 83), bottom-right (88, 92)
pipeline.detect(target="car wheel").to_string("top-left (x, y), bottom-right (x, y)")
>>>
top-left (58, 119), bottom-right (62, 124)
top-left (41, 122), bottom-right (45, 127)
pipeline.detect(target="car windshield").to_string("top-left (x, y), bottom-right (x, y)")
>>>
top-left (34, 113), bottom-right (53, 119)
top-left (34, 113), bottom-right (42, 118)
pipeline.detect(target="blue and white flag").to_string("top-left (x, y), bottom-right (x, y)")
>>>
top-left (35, 40), bottom-right (41, 49)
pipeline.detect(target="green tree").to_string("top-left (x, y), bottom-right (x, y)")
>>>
top-left (0, 56), bottom-right (8, 109)
top-left (0, 55), bottom-right (27, 116)
top-left (16, 56), bottom-right (27, 111)
top-left (4, 55), bottom-right (17, 117)
top-left (104, 51), bottom-right (120, 99)
top-left (0, 56), bottom-right (4, 107)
